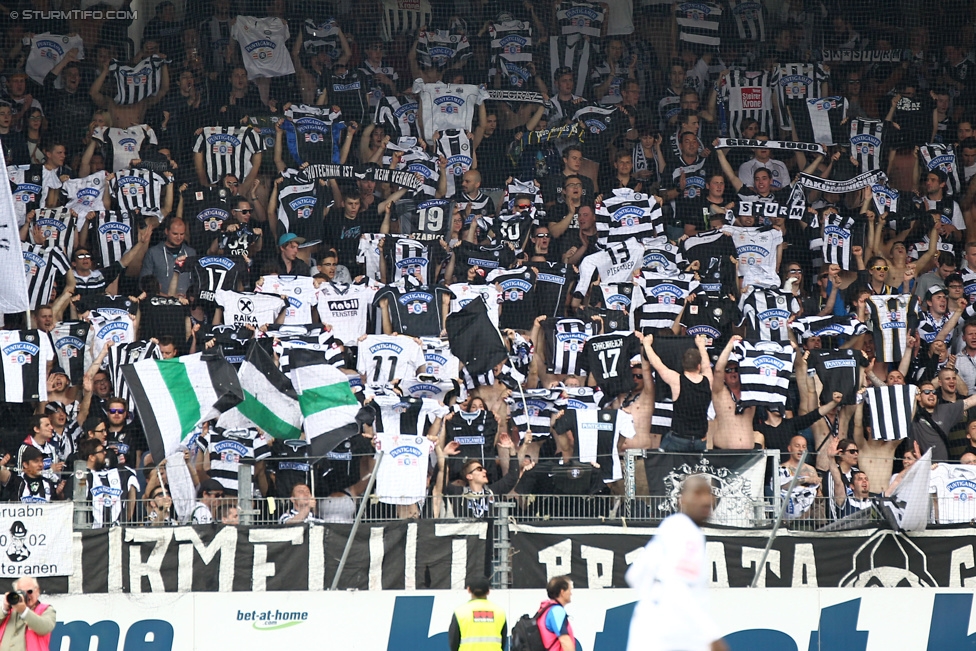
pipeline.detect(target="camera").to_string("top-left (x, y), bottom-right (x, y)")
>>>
top-left (6, 590), bottom-right (24, 606)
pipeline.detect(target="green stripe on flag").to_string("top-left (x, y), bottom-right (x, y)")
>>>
top-left (158, 360), bottom-right (202, 436)
top-left (298, 382), bottom-right (358, 416)
top-left (238, 390), bottom-right (302, 439)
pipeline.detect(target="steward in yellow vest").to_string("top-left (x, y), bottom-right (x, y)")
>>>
top-left (448, 575), bottom-right (508, 651)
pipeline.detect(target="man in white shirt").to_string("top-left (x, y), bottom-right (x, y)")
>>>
top-left (191, 478), bottom-right (224, 524)
top-left (625, 475), bottom-right (728, 651)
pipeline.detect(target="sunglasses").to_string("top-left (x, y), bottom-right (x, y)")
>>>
top-left (234, 208), bottom-right (252, 214)
top-left (872, 265), bottom-right (889, 272)
top-left (226, 181), bottom-right (239, 186)
top-left (921, 388), bottom-right (938, 395)
top-left (75, 254), bottom-right (91, 259)
top-left (108, 408), bottom-right (126, 414)
top-left (470, 466), bottom-right (485, 473)
top-left (844, 449), bottom-right (859, 454)
top-left (534, 233), bottom-right (550, 239)
top-left (788, 269), bottom-right (802, 274)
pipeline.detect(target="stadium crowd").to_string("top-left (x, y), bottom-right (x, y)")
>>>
top-left (0, 0), bottom-right (975, 527)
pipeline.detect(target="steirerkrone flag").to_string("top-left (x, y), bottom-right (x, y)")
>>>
top-left (122, 353), bottom-right (243, 462)
top-left (289, 348), bottom-right (360, 456)
top-left (216, 341), bottom-right (303, 438)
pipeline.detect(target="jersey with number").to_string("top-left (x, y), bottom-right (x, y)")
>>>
top-left (375, 284), bottom-right (451, 337)
top-left (580, 332), bottom-right (641, 397)
top-left (545, 319), bottom-right (595, 375)
top-left (193, 126), bottom-right (262, 185)
top-left (31, 208), bottom-right (81, 256)
top-left (410, 198), bottom-right (454, 241)
top-left (738, 287), bottom-right (800, 343)
top-left (315, 281), bottom-right (379, 346)
top-left (180, 255), bottom-right (246, 309)
top-left (92, 125), bottom-right (158, 173)
top-left (867, 294), bottom-right (919, 363)
top-left (214, 289), bottom-right (286, 328)
top-left (412, 80), bottom-right (490, 140)
top-left (0, 330), bottom-right (49, 402)
top-left (723, 70), bottom-right (775, 136)
top-left (109, 55), bottom-right (168, 105)
top-left (482, 211), bottom-right (535, 251)
top-left (276, 168), bottom-right (325, 241)
top-left (257, 275), bottom-right (317, 325)
top-left (635, 272), bottom-right (700, 332)
top-left (356, 335), bottom-right (426, 385)
top-left (112, 168), bottom-right (168, 217)
top-left (576, 238), bottom-right (645, 291)
top-left (282, 105), bottom-right (346, 165)
top-left (8, 165), bottom-right (46, 227)
top-left (22, 243), bottom-right (69, 310)
top-left (61, 171), bottom-right (107, 216)
top-left (24, 33), bottom-right (85, 85)
top-left (231, 16), bottom-right (295, 80)
top-left (723, 225), bottom-right (783, 289)
top-left (596, 188), bottom-right (664, 245)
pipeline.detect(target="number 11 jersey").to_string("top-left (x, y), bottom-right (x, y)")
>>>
top-left (356, 334), bottom-right (426, 386)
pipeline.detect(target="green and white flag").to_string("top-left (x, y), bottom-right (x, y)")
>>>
top-left (289, 348), bottom-right (360, 456)
top-left (122, 353), bottom-right (243, 462)
top-left (216, 342), bottom-right (303, 438)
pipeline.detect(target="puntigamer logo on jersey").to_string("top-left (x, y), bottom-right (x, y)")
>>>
top-left (237, 608), bottom-right (309, 631)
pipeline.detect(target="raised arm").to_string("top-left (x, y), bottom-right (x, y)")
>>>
top-left (641, 334), bottom-right (681, 397)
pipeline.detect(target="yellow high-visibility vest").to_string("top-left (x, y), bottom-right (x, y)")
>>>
top-left (454, 598), bottom-right (507, 651)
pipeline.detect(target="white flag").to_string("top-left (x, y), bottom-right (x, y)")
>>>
top-left (0, 157), bottom-right (30, 314)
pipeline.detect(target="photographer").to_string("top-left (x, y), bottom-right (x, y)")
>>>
top-left (0, 576), bottom-right (56, 651)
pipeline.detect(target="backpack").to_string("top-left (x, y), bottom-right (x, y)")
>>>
top-left (510, 603), bottom-right (555, 651)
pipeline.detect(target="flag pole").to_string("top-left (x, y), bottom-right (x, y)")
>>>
top-left (331, 450), bottom-right (383, 590)
top-left (750, 450), bottom-right (808, 588)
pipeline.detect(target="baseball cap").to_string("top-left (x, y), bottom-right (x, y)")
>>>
top-left (49, 365), bottom-right (69, 379)
top-left (926, 283), bottom-right (947, 299)
top-left (20, 447), bottom-right (43, 464)
top-left (199, 478), bottom-right (224, 495)
top-left (278, 233), bottom-right (305, 247)
top-left (43, 401), bottom-right (66, 414)
top-left (928, 169), bottom-right (948, 184)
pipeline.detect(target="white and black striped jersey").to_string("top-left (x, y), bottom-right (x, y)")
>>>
top-left (865, 385), bottom-right (917, 441)
top-left (739, 286), bottom-right (800, 343)
top-left (723, 70), bottom-right (775, 136)
top-left (850, 119), bottom-right (886, 172)
top-left (7, 164), bottom-right (46, 227)
top-left (641, 236), bottom-right (685, 276)
top-left (732, 340), bottom-right (793, 410)
top-left (192, 126), bottom-right (262, 185)
top-left (230, 16), bottom-right (295, 80)
top-left (22, 243), bottom-right (69, 310)
top-left (30, 208), bottom-right (82, 257)
top-left (675, 1), bottom-right (723, 49)
top-left (203, 426), bottom-right (271, 495)
top-left (635, 272), bottom-right (699, 332)
top-left (398, 146), bottom-right (440, 197)
top-left (279, 107), bottom-right (343, 167)
top-left (111, 168), bottom-right (168, 218)
top-left (379, 0), bottom-right (432, 41)
top-left (796, 97), bottom-right (848, 146)
top-left (556, 1), bottom-right (605, 37)
top-left (920, 144), bottom-right (962, 196)
top-left (595, 188), bottom-right (664, 245)
top-left (420, 338), bottom-right (460, 381)
top-left (109, 55), bottom-right (168, 105)
top-left (872, 184), bottom-right (899, 217)
top-left (555, 386), bottom-right (604, 409)
top-left (356, 334), bottom-right (426, 385)
top-left (558, 408), bottom-right (635, 483)
top-left (723, 225), bottom-right (783, 289)
top-left (821, 212), bottom-right (857, 269)
top-left (375, 95), bottom-right (421, 141)
top-left (776, 63), bottom-right (828, 130)
top-left (577, 238), bottom-right (645, 291)
top-left (388, 238), bottom-right (432, 287)
top-left (867, 294), bottom-right (919, 363)
top-left (548, 36), bottom-right (593, 98)
top-left (50, 321), bottom-right (89, 385)
top-left (61, 171), bottom-right (108, 216)
top-left (507, 388), bottom-right (560, 438)
top-left (106, 340), bottom-right (160, 411)
top-left (87, 467), bottom-right (140, 528)
top-left (276, 168), bottom-right (326, 242)
top-left (489, 20), bottom-right (533, 87)
top-left (302, 18), bottom-right (341, 57)
top-left (417, 29), bottom-right (471, 69)
top-left (0, 330), bottom-right (50, 402)
top-left (258, 275), bottom-right (318, 325)
top-left (92, 125), bottom-right (158, 173)
top-left (435, 129), bottom-right (473, 197)
top-left (789, 314), bottom-right (867, 340)
top-left (728, 0), bottom-right (766, 41)
top-left (544, 318), bottom-right (596, 375)
top-left (918, 310), bottom-right (953, 345)
top-left (274, 332), bottom-right (345, 376)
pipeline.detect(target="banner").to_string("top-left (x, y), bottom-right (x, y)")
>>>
top-left (797, 170), bottom-right (888, 193)
top-left (486, 90), bottom-right (550, 105)
top-left (642, 451), bottom-right (767, 526)
top-left (511, 524), bottom-right (976, 589)
top-left (302, 164), bottom-right (424, 192)
top-left (821, 49), bottom-right (904, 62)
top-left (714, 138), bottom-right (826, 156)
top-left (35, 521), bottom-right (485, 594)
top-left (0, 157), bottom-right (30, 314)
top-left (0, 502), bottom-right (73, 577)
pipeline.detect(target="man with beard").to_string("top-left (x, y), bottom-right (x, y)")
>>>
top-left (77, 438), bottom-right (139, 526)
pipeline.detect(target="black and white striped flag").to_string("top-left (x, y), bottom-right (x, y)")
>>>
top-left (919, 144), bottom-right (962, 196)
top-left (732, 340), bottom-right (794, 410)
top-left (865, 385), bottom-right (917, 441)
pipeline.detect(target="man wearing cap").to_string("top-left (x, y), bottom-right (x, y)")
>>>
top-left (447, 575), bottom-right (507, 651)
top-left (43, 402), bottom-right (78, 462)
top-left (16, 416), bottom-right (63, 485)
top-left (919, 169), bottom-right (965, 245)
top-left (275, 233), bottom-right (311, 276)
top-left (192, 479), bottom-right (225, 524)
top-left (918, 283), bottom-right (966, 347)
top-left (4, 447), bottom-right (63, 503)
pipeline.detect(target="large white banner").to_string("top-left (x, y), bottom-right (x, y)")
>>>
top-left (0, 157), bottom-right (30, 314)
top-left (0, 502), bottom-right (73, 577)
top-left (45, 587), bottom-right (976, 651)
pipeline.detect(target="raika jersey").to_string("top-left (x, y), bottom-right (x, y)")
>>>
top-left (214, 289), bottom-right (286, 328)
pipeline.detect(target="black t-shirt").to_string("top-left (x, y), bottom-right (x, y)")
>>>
top-left (454, 242), bottom-right (517, 281)
top-left (533, 261), bottom-right (576, 319)
top-left (107, 422), bottom-right (147, 467)
top-left (542, 172), bottom-right (595, 208)
top-left (324, 207), bottom-right (382, 275)
top-left (488, 266), bottom-right (538, 331)
top-left (374, 284), bottom-right (451, 337)
top-left (182, 186), bottom-right (232, 252)
top-left (678, 196), bottom-right (728, 231)
top-left (139, 294), bottom-right (190, 344)
top-left (580, 332), bottom-right (641, 397)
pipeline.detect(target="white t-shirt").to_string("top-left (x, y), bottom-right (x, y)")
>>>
top-left (625, 513), bottom-right (719, 651)
top-left (93, 125), bottom-right (158, 172)
top-left (922, 196), bottom-right (966, 231)
top-left (372, 393), bottom-right (447, 505)
top-left (604, 0), bottom-right (635, 35)
top-left (214, 289), bottom-right (286, 328)
top-left (257, 275), bottom-right (317, 325)
top-left (447, 283), bottom-right (501, 328)
top-left (929, 463), bottom-right (976, 524)
top-left (315, 281), bottom-right (379, 346)
top-left (61, 171), bottom-right (108, 215)
top-left (356, 335), bottom-right (426, 385)
top-left (231, 16), bottom-right (296, 80)
top-left (723, 225), bottom-right (784, 289)
top-left (737, 158), bottom-right (791, 190)
top-left (412, 79), bottom-right (489, 140)
top-left (24, 33), bottom-right (85, 85)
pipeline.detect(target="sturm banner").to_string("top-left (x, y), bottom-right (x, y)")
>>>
top-left (511, 524), bottom-right (976, 589)
top-left (35, 521), bottom-right (486, 594)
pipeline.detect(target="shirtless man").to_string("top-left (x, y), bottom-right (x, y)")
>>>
top-left (89, 39), bottom-right (170, 128)
top-left (709, 335), bottom-right (756, 449)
